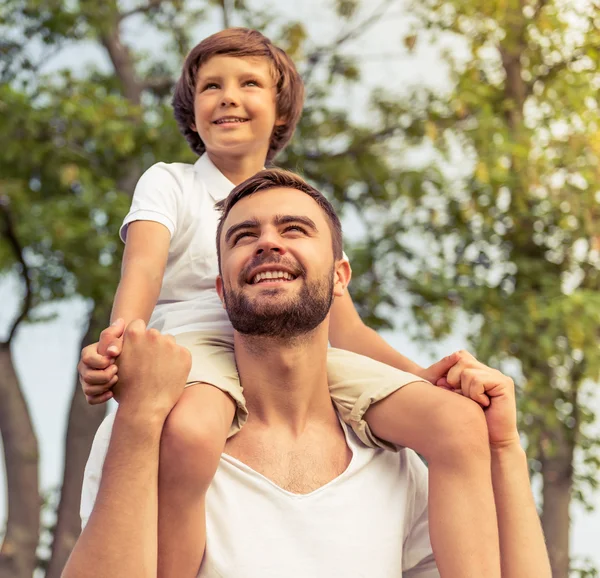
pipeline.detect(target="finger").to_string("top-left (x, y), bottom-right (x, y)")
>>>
top-left (463, 369), bottom-right (490, 408)
top-left (435, 377), bottom-right (451, 388)
top-left (98, 319), bottom-right (126, 356)
top-left (80, 365), bottom-right (118, 386)
top-left (446, 360), bottom-right (468, 387)
top-left (80, 347), bottom-right (113, 371)
top-left (106, 336), bottom-right (124, 357)
top-left (425, 352), bottom-right (461, 382)
top-left (86, 390), bottom-right (114, 405)
top-left (83, 381), bottom-right (115, 397)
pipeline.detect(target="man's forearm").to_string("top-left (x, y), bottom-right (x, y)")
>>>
top-left (63, 408), bottom-right (165, 578)
top-left (491, 443), bottom-right (551, 578)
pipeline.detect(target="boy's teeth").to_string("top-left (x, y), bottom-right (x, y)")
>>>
top-left (252, 271), bottom-right (294, 284)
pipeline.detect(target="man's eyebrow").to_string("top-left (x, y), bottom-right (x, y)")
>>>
top-left (274, 215), bottom-right (318, 232)
top-left (224, 218), bottom-right (260, 244)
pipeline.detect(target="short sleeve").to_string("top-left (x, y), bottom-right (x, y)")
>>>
top-left (80, 412), bottom-right (116, 529)
top-left (120, 163), bottom-right (181, 242)
top-left (402, 450), bottom-right (439, 578)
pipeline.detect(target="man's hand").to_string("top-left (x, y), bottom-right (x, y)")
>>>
top-left (438, 350), bottom-right (520, 448)
top-left (78, 319), bottom-right (125, 405)
top-left (114, 320), bottom-right (191, 419)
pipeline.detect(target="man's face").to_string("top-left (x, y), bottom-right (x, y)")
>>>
top-left (217, 188), bottom-right (345, 339)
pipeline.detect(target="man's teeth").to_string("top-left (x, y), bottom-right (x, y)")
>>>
top-left (252, 271), bottom-right (295, 284)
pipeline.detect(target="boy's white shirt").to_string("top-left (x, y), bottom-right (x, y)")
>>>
top-left (120, 154), bottom-right (350, 337)
top-left (81, 412), bottom-right (439, 578)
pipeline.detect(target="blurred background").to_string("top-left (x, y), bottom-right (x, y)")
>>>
top-left (0, 0), bottom-right (599, 576)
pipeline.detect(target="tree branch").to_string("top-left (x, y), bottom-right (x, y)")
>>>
top-left (529, 44), bottom-right (600, 93)
top-left (0, 198), bottom-right (32, 346)
top-left (303, 0), bottom-right (397, 81)
top-left (142, 75), bottom-right (175, 96)
top-left (531, 0), bottom-right (548, 22)
top-left (119, 0), bottom-right (163, 22)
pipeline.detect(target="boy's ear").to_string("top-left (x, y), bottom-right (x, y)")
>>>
top-left (333, 259), bottom-right (351, 298)
top-left (216, 275), bottom-right (226, 308)
top-left (190, 122), bottom-right (197, 132)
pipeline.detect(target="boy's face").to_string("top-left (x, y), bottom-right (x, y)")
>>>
top-left (192, 55), bottom-right (283, 161)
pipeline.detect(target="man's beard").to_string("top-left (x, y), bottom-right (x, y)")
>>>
top-left (222, 257), bottom-right (335, 340)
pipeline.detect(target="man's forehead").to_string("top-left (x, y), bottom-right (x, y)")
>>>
top-left (225, 187), bottom-right (325, 225)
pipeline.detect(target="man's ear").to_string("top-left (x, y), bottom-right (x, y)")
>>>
top-left (216, 275), bottom-right (226, 308)
top-left (333, 259), bottom-right (351, 297)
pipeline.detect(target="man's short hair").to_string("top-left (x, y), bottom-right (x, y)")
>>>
top-left (172, 28), bottom-right (305, 162)
top-left (216, 169), bottom-right (343, 266)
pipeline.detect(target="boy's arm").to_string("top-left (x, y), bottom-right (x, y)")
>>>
top-left (110, 220), bottom-right (171, 326)
top-left (328, 290), bottom-right (426, 376)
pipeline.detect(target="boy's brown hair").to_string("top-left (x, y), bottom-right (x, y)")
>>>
top-left (215, 168), bottom-right (343, 269)
top-left (172, 28), bottom-right (305, 162)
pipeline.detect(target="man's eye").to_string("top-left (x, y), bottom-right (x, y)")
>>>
top-left (233, 232), bottom-right (255, 244)
top-left (284, 225), bottom-right (307, 234)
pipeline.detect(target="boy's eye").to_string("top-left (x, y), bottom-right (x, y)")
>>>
top-left (244, 79), bottom-right (259, 87)
top-left (202, 82), bottom-right (219, 91)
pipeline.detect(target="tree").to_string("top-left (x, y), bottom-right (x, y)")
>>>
top-left (340, 1), bottom-right (599, 576)
top-left (0, 0), bottom-right (410, 575)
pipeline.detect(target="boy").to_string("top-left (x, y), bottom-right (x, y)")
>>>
top-left (79, 28), bottom-right (502, 577)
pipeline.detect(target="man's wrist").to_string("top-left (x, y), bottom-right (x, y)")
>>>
top-left (490, 438), bottom-right (526, 461)
top-left (116, 402), bottom-right (170, 431)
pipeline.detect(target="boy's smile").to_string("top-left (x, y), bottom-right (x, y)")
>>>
top-left (192, 55), bottom-right (284, 163)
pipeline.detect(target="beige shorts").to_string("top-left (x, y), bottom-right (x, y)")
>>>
top-left (174, 330), bottom-right (427, 451)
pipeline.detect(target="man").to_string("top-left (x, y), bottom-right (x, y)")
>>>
top-left (64, 169), bottom-right (550, 578)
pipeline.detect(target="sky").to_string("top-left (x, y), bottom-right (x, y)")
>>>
top-left (1, 0), bottom-right (599, 571)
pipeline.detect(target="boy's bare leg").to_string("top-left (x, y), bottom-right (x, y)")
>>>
top-left (366, 382), bottom-right (502, 578)
top-left (157, 384), bottom-right (235, 578)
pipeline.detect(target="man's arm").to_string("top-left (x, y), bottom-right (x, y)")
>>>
top-left (63, 409), bottom-right (164, 578)
top-left (444, 351), bottom-right (552, 578)
top-left (491, 443), bottom-right (552, 578)
top-left (63, 321), bottom-right (191, 578)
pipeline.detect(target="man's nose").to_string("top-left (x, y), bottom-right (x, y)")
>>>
top-left (255, 233), bottom-right (285, 256)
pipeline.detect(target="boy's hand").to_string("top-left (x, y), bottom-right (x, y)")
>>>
top-left (437, 350), bottom-right (520, 448)
top-left (419, 352), bottom-right (461, 385)
top-left (114, 320), bottom-right (190, 419)
top-left (78, 319), bottom-right (125, 405)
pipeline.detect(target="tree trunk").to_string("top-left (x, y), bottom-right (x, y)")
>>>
top-left (45, 314), bottom-right (108, 578)
top-left (540, 437), bottom-right (574, 578)
top-left (0, 344), bottom-right (40, 578)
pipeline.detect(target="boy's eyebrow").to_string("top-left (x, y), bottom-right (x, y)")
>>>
top-left (224, 218), bottom-right (261, 244)
top-left (274, 215), bottom-right (318, 232)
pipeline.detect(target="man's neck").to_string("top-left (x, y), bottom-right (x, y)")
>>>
top-left (233, 326), bottom-right (336, 434)
top-left (207, 149), bottom-right (267, 185)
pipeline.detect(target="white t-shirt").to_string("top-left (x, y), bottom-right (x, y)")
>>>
top-left (121, 154), bottom-right (349, 337)
top-left (121, 154), bottom-right (237, 336)
top-left (81, 413), bottom-right (438, 578)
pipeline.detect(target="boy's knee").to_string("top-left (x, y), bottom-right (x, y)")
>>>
top-left (161, 402), bottom-right (225, 479)
top-left (425, 395), bottom-right (490, 466)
